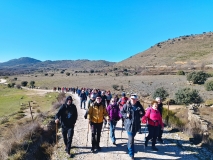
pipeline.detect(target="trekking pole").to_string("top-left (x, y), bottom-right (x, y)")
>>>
top-left (86, 121), bottom-right (90, 147)
top-left (56, 123), bottom-right (58, 148)
top-left (107, 122), bottom-right (110, 147)
top-left (121, 119), bottom-right (123, 139)
top-left (144, 120), bottom-right (148, 149)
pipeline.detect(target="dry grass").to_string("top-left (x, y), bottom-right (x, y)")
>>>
top-left (0, 122), bottom-right (40, 160)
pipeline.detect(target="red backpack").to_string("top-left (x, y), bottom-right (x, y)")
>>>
top-left (119, 97), bottom-right (128, 108)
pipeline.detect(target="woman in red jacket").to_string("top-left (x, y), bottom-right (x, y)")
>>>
top-left (142, 100), bottom-right (164, 151)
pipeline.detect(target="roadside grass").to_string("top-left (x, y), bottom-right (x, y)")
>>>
top-left (0, 85), bottom-right (29, 117)
top-left (0, 85), bottom-right (59, 117)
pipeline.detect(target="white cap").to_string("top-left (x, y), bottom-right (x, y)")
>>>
top-left (155, 97), bottom-right (161, 101)
top-left (130, 94), bottom-right (138, 99)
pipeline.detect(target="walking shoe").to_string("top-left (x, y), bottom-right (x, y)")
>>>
top-left (97, 146), bottom-right (101, 151)
top-left (157, 139), bottom-right (164, 144)
top-left (91, 148), bottom-right (94, 153)
top-left (113, 141), bottom-right (116, 145)
top-left (152, 146), bottom-right (158, 151)
top-left (145, 138), bottom-right (148, 147)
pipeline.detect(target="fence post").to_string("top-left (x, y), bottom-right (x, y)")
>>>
top-left (166, 100), bottom-right (169, 125)
top-left (29, 101), bottom-right (34, 122)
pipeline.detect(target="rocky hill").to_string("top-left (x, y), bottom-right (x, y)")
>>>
top-left (115, 32), bottom-right (213, 69)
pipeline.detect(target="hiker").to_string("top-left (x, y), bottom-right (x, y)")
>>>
top-left (106, 90), bottom-right (112, 106)
top-left (114, 94), bottom-right (119, 103)
top-left (117, 92), bottom-right (129, 128)
top-left (135, 100), bottom-right (145, 134)
top-left (84, 94), bottom-right (96, 119)
top-left (91, 88), bottom-right (98, 98)
top-left (117, 92), bottom-right (129, 109)
top-left (101, 91), bottom-right (107, 106)
top-left (107, 98), bottom-right (121, 145)
top-left (55, 96), bottom-right (78, 157)
top-left (80, 89), bottom-right (87, 109)
top-left (142, 100), bottom-right (164, 151)
top-left (101, 91), bottom-right (108, 127)
top-left (120, 94), bottom-right (144, 160)
top-left (155, 97), bottom-right (164, 143)
top-left (87, 94), bottom-right (109, 153)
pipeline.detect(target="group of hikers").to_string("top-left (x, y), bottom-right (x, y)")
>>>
top-left (55, 88), bottom-right (164, 160)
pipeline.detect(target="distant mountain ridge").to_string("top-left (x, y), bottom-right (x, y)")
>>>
top-left (0, 57), bottom-right (41, 66)
top-left (0, 57), bottom-right (116, 70)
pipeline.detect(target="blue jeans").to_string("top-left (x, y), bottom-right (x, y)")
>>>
top-left (80, 99), bottom-right (86, 108)
top-left (110, 120), bottom-right (117, 143)
top-left (127, 131), bottom-right (136, 158)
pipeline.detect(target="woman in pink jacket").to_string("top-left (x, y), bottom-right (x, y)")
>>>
top-left (142, 100), bottom-right (164, 151)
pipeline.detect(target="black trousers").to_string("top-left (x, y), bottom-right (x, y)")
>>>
top-left (90, 122), bottom-right (103, 148)
top-left (146, 125), bottom-right (159, 146)
top-left (158, 127), bottom-right (163, 140)
top-left (62, 126), bottom-right (74, 151)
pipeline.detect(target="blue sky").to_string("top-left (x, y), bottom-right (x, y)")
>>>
top-left (0, 0), bottom-right (213, 63)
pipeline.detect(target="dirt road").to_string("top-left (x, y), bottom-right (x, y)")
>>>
top-left (51, 93), bottom-right (203, 160)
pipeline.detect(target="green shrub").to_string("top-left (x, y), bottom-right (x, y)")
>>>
top-left (205, 80), bottom-right (213, 91)
top-left (30, 81), bottom-right (35, 88)
top-left (162, 108), bottom-right (185, 129)
top-left (66, 72), bottom-right (70, 76)
top-left (21, 81), bottom-right (28, 87)
top-left (153, 87), bottom-right (169, 101)
top-left (187, 71), bottom-right (208, 84)
top-left (175, 88), bottom-right (202, 104)
top-left (112, 84), bottom-right (119, 91)
top-left (176, 70), bottom-right (185, 75)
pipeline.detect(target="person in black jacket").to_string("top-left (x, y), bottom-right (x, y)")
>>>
top-left (120, 94), bottom-right (145, 160)
top-left (80, 89), bottom-right (87, 109)
top-left (55, 96), bottom-right (78, 157)
top-left (155, 97), bottom-right (164, 143)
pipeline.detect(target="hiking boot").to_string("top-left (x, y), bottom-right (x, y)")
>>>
top-left (152, 146), bottom-right (158, 151)
top-left (69, 154), bottom-right (74, 158)
top-left (67, 150), bottom-right (70, 155)
top-left (144, 138), bottom-right (148, 147)
top-left (67, 151), bottom-right (74, 158)
top-left (157, 139), bottom-right (164, 144)
top-left (97, 146), bottom-right (101, 151)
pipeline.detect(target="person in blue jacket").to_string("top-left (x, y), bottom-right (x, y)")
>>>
top-left (120, 94), bottom-right (145, 160)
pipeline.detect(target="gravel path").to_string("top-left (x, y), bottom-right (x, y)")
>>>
top-left (51, 93), bottom-right (205, 160)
